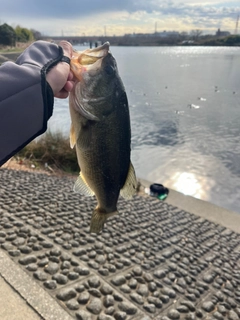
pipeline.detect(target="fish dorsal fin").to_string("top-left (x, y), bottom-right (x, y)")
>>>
top-left (120, 162), bottom-right (137, 199)
top-left (70, 123), bottom-right (76, 149)
top-left (73, 173), bottom-right (95, 196)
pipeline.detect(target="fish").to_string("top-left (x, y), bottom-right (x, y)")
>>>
top-left (69, 42), bottom-right (137, 234)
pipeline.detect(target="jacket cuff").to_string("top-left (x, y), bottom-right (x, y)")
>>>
top-left (16, 41), bottom-right (64, 121)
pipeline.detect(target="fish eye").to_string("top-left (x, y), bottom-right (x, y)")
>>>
top-left (104, 65), bottom-right (114, 75)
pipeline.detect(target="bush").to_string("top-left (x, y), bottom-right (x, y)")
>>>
top-left (0, 23), bottom-right (16, 46)
top-left (15, 25), bottom-right (34, 42)
top-left (17, 131), bottom-right (79, 173)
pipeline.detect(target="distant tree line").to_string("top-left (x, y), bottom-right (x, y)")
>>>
top-left (0, 23), bottom-right (42, 46)
top-left (198, 34), bottom-right (240, 46)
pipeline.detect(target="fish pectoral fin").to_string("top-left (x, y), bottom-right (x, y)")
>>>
top-left (120, 162), bottom-right (137, 199)
top-left (73, 173), bottom-right (95, 196)
top-left (90, 209), bottom-right (118, 234)
top-left (70, 123), bottom-right (76, 149)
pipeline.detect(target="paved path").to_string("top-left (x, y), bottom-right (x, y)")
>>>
top-left (0, 168), bottom-right (240, 320)
top-left (0, 52), bottom-right (21, 64)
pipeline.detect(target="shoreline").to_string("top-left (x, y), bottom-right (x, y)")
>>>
top-left (1, 157), bottom-right (78, 179)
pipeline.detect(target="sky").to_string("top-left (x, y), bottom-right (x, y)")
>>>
top-left (0, 0), bottom-right (239, 36)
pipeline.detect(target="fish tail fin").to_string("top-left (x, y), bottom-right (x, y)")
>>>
top-left (90, 209), bottom-right (118, 234)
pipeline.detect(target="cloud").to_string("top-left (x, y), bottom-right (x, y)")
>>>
top-left (0, 0), bottom-right (132, 19)
top-left (1, 0), bottom-right (239, 19)
top-left (0, 0), bottom-right (239, 35)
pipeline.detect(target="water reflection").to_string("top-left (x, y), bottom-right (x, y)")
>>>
top-left (147, 164), bottom-right (217, 202)
top-left (135, 146), bottom-right (218, 202)
top-left (169, 171), bottom-right (210, 199)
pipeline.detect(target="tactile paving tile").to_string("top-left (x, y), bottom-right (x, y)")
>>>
top-left (0, 168), bottom-right (240, 319)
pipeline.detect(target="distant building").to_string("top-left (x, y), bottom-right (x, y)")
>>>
top-left (216, 28), bottom-right (230, 37)
top-left (154, 31), bottom-right (180, 38)
top-left (124, 31), bottom-right (180, 38)
top-left (124, 33), bottom-right (150, 38)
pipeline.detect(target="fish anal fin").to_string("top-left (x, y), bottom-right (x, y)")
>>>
top-left (73, 172), bottom-right (95, 196)
top-left (70, 123), bottom-right (76, 149)
top-left (90, 209), bottom-right (118, 234)
top-left (120, 162), bottom-right (137, 200)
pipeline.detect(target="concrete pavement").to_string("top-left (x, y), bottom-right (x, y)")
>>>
top-left (0, 274), bottom-right (42, 320)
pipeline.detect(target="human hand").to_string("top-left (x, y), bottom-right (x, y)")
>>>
top-left (46, 41), bottom-right (75, 99)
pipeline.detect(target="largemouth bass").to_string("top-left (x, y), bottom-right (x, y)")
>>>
top-left (69, 42), bottom-right (137, 234)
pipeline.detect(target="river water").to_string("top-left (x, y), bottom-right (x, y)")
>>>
top-left (48, 45), bottom-right (240, 213)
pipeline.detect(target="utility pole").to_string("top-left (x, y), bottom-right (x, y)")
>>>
top-left (104, 26), bottom-right (106, 37)
top-left (155, 22), bottom-right (157, 34)
top-left (235, 14), bottom-right (239, 34)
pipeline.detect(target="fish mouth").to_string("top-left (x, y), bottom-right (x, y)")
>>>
top-left (70, 42), bottom-right (110, 81)
top-left (70, 42), bottom-right (111, 121)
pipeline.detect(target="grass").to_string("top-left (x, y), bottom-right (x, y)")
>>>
top-left (16, 131), bottom-right (79, 173)
top-left (0, 41), bottom-right (33, 53)
top-left (0, 47), bottom-right (23, 53)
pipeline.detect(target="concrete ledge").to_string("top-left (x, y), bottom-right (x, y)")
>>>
top-left (166, 188), bottom-right (240, 234)
top-left (139, 178), bottom-right (240, 234)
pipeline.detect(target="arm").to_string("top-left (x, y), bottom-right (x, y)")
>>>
top-left (0, 40), bottom-right (73, 166)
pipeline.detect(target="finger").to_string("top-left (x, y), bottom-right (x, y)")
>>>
top-left (67, 71), bottom-right (74, 81)
top-left (55, 89), bottom-right (69, 99)
top-left (59, 40), bottom-right (73, 59)
top-left (64, 80), bottom-right (75, 92)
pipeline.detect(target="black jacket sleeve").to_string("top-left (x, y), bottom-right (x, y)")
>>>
top-left (0, 40), bottom-right (65, 166)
